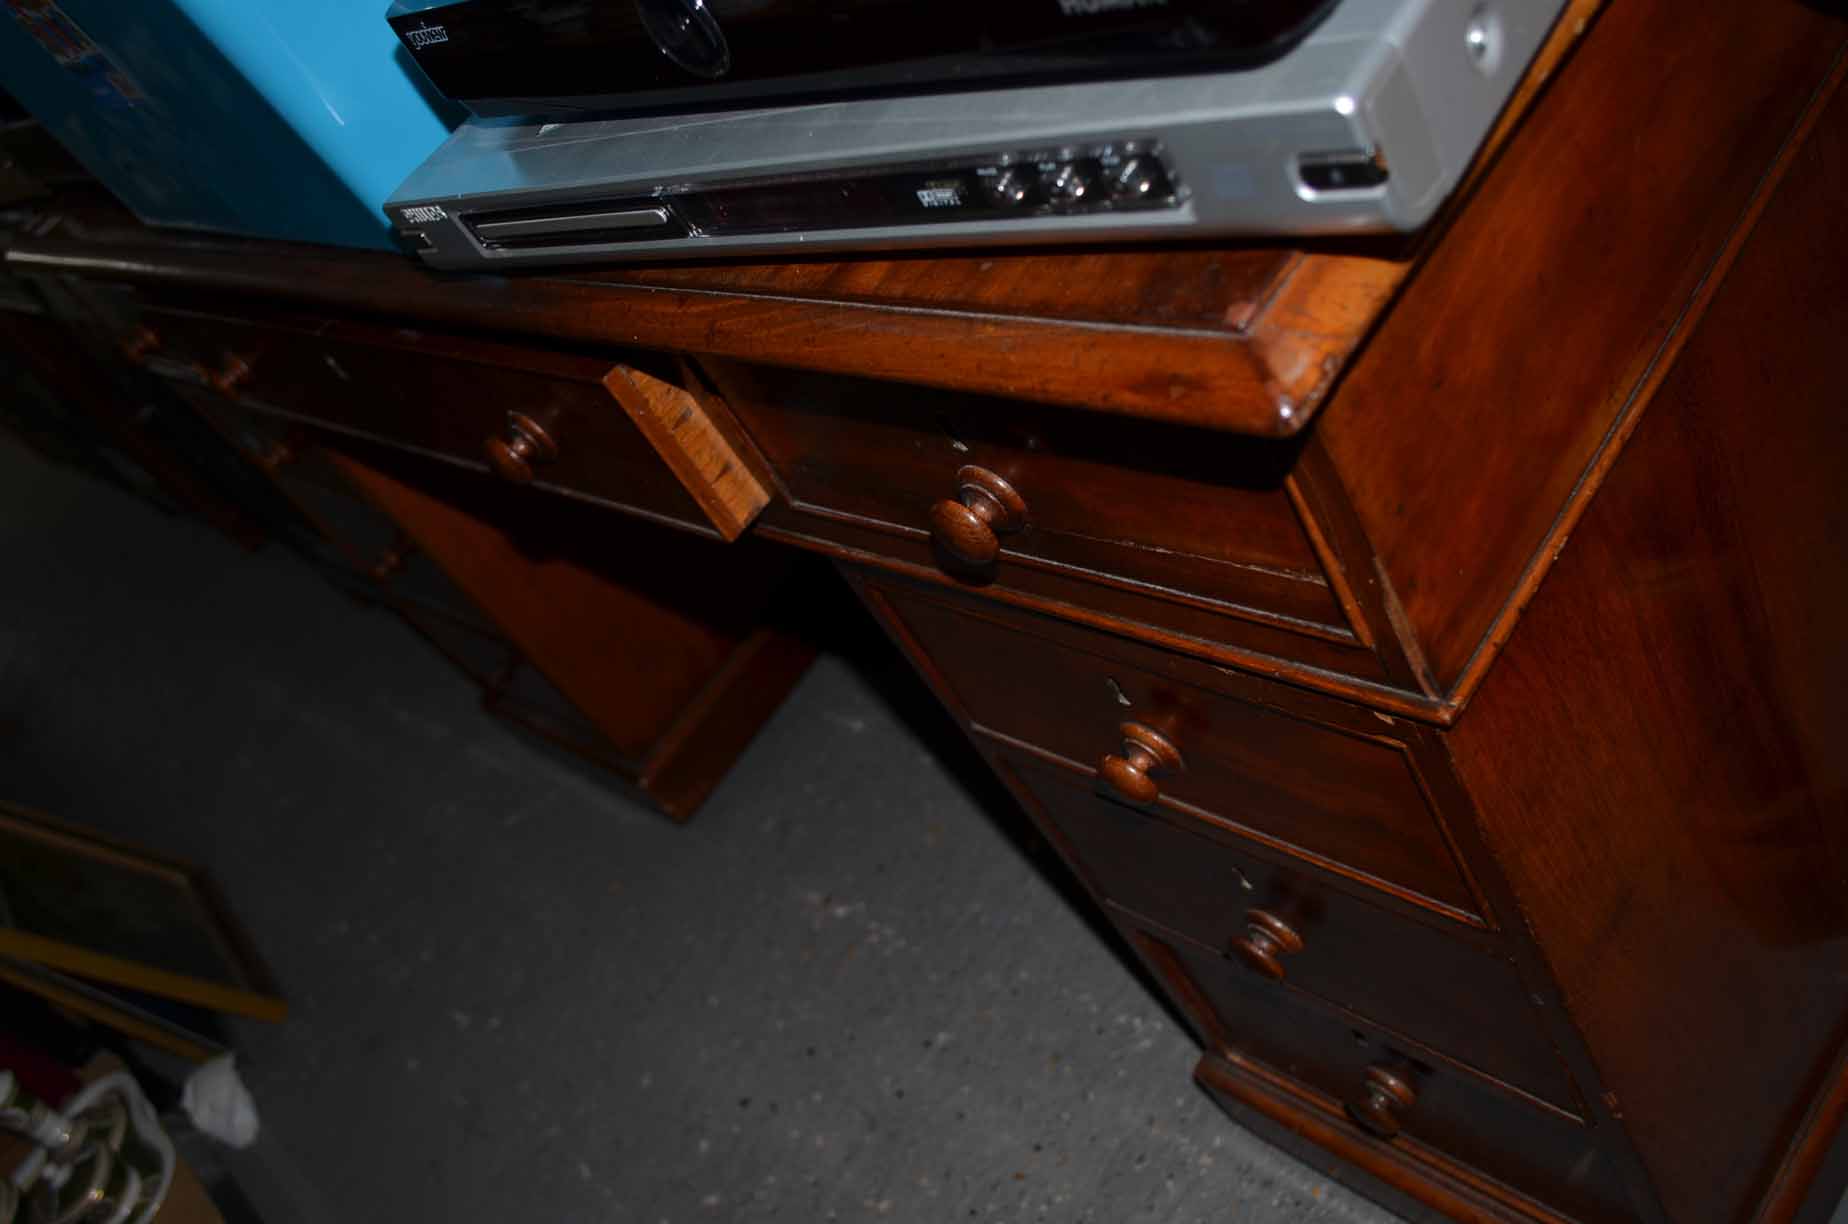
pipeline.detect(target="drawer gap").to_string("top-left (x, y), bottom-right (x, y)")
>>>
top-left (795, 498), bottom-right (1361, 644)
top-left (972, 726), bottom-right (1488, 932)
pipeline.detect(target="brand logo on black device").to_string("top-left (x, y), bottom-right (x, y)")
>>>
top-left (1057, 0), bottom-right (1168, 14)
top-left (406, 24), bottom-right (449, 50)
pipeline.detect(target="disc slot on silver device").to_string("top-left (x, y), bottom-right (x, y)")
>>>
top-left (464, 197), bottom-right (687, 250)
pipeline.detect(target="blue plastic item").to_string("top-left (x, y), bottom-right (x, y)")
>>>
top-left (0, 0), bottom-right (460, 250)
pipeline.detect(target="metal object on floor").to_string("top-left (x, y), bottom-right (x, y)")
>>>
top-left (1, 1071), bottom-right (174, 1224)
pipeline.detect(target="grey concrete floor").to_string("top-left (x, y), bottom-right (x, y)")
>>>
top-left (0, 434), bottom-right (1408, 1222)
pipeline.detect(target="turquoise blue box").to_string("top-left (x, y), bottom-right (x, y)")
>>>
top-left (0, 0), bottom-right (459, 250)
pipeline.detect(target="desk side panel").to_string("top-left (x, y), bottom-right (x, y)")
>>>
top-left (1445, 80), bottom-right (1848, 1224)
top-left (1317, 0), bottom-right (1848, 698)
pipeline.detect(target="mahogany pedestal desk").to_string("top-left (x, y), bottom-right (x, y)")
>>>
top-left (8, 2), bottom-right (1847, 1219)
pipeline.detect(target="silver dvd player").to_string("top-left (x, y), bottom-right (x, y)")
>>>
top-left (385, 0), bottom-right (1565, 270)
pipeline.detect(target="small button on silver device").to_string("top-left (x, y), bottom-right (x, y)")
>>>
top-left (1111, 156), bottom-right (1168, 202)
top-left (1047, 161), bottom-right (1099, 205)
top-left (983, 165), bottom-right (1036, 207)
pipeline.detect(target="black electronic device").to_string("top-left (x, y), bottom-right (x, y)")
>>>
top-left (387, 0), bottom-right (1340, 118)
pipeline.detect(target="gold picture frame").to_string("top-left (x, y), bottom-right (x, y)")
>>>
top-left (0, 801), bottom-right (285, 1024)
top-left (0, 958), bottom-right (224, 1062)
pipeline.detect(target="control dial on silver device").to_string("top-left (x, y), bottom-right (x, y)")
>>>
top-left (1047, 161), bottom-right (1101, 205)
top-left (983, 166), bottom-right (1037, 207)
top-left (1111, 156), bottom-right (1171, 202)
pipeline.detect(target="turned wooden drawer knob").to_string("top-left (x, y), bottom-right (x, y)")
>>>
top-left (256, 438), bottom-right (297, 471)
top-left (928, 465), bottom-right (1026, 567)
top-left (1227, 908), bottom-right (1305, 981)
top-left (120, 326), bottom-right (160, 364)
top-left (206, 355), bottom-right (251, 396)
top-left (369, 542), bottom-right (412, 582)
top-left (484, 412), bottom-right (558, 484)
top-left (1098, 721), bottom-right (1183, 804)
top-left (1346, 1064), bottom-right (1419, 1140)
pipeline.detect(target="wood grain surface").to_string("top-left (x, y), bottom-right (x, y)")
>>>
top-left (998, 753), bottom-right (1576, 1113)
top-left (322, 444), bottom-right (798, 784)
top-left (873, 581), bottom-right (1482, 921)
top-left (602, 360), bottom-right (771, 541)
top-left (1318, 0), bottom-right (1848, 699)
top-left (1447, 70), bottom-right (1848, 1223)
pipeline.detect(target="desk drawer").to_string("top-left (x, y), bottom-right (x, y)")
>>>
top-left (1153, 934), bottom-right (1636, 1223)
top-left (998, 752), bottom-right (1576, 1114)
top-left (132, 305), bottom-right (769, 541)
top-left (863, 577), bottom-right (1480, 921)
top-left (706, 360), bottom-right (1372, 666)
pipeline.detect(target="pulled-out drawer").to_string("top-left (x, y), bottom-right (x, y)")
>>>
top-left (128, 304), bottom-right (771, 541)
top-left (997, 752), bottom-right (1577, 1114)
top-left (860, 576), bottom-right (1481, 922)
top-left (1151, 931), bottom-right (1638, 1223)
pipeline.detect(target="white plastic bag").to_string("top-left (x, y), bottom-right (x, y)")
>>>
top-left (180, 1054), bottom-right (260, 1148)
